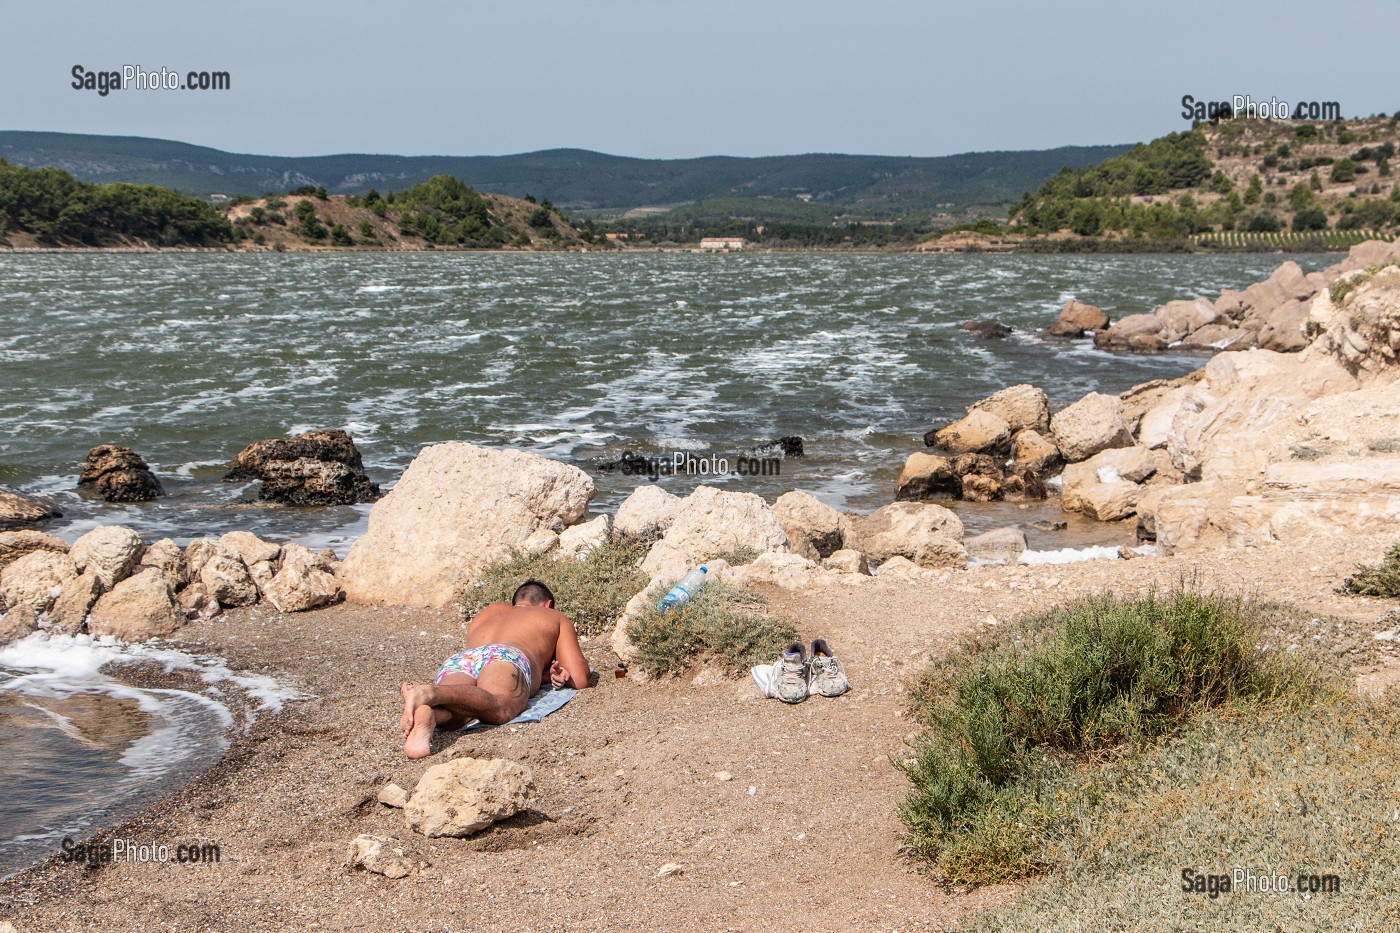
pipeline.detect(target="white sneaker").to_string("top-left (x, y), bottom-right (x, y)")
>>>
top-left (808, 638), bottom-right (849, 697)
top-left (773, 642), bottom-right (810, 704)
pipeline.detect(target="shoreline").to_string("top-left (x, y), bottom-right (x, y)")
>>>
top-left (1, 538), bottom-right (1394, 930)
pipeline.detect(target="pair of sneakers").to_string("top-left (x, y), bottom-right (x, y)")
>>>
top-left (773, 639), bottom-right (849, 703)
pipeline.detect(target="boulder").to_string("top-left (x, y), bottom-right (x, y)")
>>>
top-left (847, 502), bottom-right (966, 569)
top-left (931, 410), bottom-right (1012, 456)
top-left (725, 551), bottom-right (833, 590)
top-left (1050, 393), bottom-right (1135, 463)
top-left (198, 545), bottom-right (259, 608)
top-left (77, 445), bottom-right (164, 502)
top-left (1010, 429), bottom-right (1062, 476)
top-left (346, 835), bottom-right (419, 879)
top-left (1060, 469), bottom-right (1146, 522)
top-left (952, 454), bottom-right (1004, 502)
top-left (969, 384), bottom-right (1051, 433)
top-left (1257, 299), bottom-right (1311, 353)
top-left (0, 530), bottom-right (67, 571)
top-left (1181, 323), bottom-right (1252, 350)
top-left (224, 429), bottom-right (379, 505)
top-left (0, 605), bottom-right (39, 645)
top-left (1046, 299), bottom-right (1109, 337)
top-left (138, 538), bottom-right (184, 584)
top-left (558, 515), bottom-right (610, 558)
top-left (69, 526), bottom-right (144, 590)
top-left (822, 548), bottom-right (871, 575)
top-left (263, 543), bottom-right (340, 613)
top-left (959, 320), bottom-right (1012, 339)
top-left (639, 486), bottom-right (788, 578)
top-left (1084, 445), bottom-right (1157, 484)
top-left (612, 485), bottom-right (682, 539)
top-left (965, 527), bottom-right (1028, 563)
top-left (522, 530), bottom-right (559, 555)
top-left (48, 569), bottom-right (104, 635)
top-left (1135, 388), bottom-right (1189, 450)
top-left (219, 531), bottom-right (281, 567)
top-left (895, 453), bottom-right (959, 501)
top-left (1157, 298), bottom-right (1221, 343)
top-left (1095, 314), bottom-right (1166, 351)
top-left (0, 550), bottom-right (78, 616)
top-left (0, 489), bottom-right (62, 529)
top-left (405, 757), bottom-right (534, 838)
top-left (1001, 468), bottom-right (1048, 501)
top-left (177, 580), bottom-right (221, 620)
top-left (340, 443), bottom-right (595, 608)
top-left (1270, 260), bottom-right (1316, 302)
top-left (1215, 289), bottom-right (1246, 319)
top-left (772, 491), bottom-right (847, 559)
top-left (87, 568), bottom-right (182, 640)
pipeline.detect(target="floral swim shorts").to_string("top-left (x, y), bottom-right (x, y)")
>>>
top-left (435, 644), bottom-right (534, 686)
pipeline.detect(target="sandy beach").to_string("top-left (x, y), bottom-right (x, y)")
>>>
top-left (2, 531), bottom-right (1394, 932)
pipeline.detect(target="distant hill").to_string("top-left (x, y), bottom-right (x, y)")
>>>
top-left (0, 131), bottom-right (1131, 222)
top-left (1001, 115), bottom-right (1400, 249)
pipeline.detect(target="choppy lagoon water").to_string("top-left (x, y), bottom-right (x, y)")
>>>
top-left (0, 249), bottom-right (1335, 880)
top-left (0, 250), bottom-right (1329, 551)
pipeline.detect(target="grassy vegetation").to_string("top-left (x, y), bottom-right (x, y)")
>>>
top-left (457, 534), bottom-right (649, 637)
top-left (626, 581), bottom-right (796, 677)
top-left (1339, 539), bottom-right (1400, 597)
top-left (898, 591), bottom-right (1338, 886)
top-left (965, 696), bottom-right (1400, 931)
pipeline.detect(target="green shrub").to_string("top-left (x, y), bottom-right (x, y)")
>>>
top-left (330, 224), bottom-right (353, 246)
top-left (627, 582), bottom-right (796, 677)
top-left (898, 591), bottom-right (1331, 885)
top-left (458, 533), bottom-right (649, 637)
top-left (1339, 539), bottom-right (1400, 597)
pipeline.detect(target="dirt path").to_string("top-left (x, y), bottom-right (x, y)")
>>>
top-left (1, 538), bottom-right (1394, 932)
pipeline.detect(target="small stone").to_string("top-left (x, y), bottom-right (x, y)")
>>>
top-left (346, 834), bottom-right (420, 879)
top-left (656, 862), bottom-right (684, 879)
top-left (405, 757), bottom-right (533, 838)
top-left (377, 782), bottom-right (409, 809)
top-left (713, 771), bottom-right (733, 782)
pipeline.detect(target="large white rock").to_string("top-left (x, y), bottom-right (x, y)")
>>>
top-left (340, 443), bottom-right (595, 608)
top-left (0, 550), bottom-right (78, 616)
top-left (0, 530), bottom-right (67, 571)
top-left (965, 527), bottom-right (1028, 563)
top-left (198, 545), bottom-right (259, 608)
top-left (847, 502), bottom-right (966, 569)
top-left (612, 485), bottom-right (681, 539)
top-left (932, 409), bottom-right (1012, 455)
top-left (405, 757), bottom-right (534, 838)
top-left (772, 490), bottom-right (848, 558)
top-left (87, 568), bottom-right (182, 640)
top-left (219, 531), bottom-right (282, 567)
top-left (48, 569), bottom-right (103, 635)
top-left (558, 514), bottom-right (610, 558)
top-left (69, 526), bottom-right (144, 590)
top-left (968, 384), bottom-right (1051, 433)
top-left (639, 486), bottom-right (788, 579)
top-left (1050, 392), bottom-right (1135, 462)
top-left (264, 544), bottom-right (341, 613)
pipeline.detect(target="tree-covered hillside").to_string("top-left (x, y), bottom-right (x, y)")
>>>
top-left (0, 158), bottom-right (232, 246)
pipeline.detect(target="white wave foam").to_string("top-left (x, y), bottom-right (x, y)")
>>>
top-left (1019, 544), bottom-right (1158, 565)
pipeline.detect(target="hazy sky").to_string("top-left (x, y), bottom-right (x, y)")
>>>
top-left (3, 0), bottom-right (1395, 159)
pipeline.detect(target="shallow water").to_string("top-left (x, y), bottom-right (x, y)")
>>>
top-left (0, 634), bottom-right (304, 880)
top-left (0, 250), bottom-right (1329, 549)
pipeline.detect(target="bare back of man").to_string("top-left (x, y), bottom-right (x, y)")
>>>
top-left (399, 581), bottom-right (589, 759)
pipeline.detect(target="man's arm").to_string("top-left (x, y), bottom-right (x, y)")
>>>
top-left (550, 615), bottom-right (591, 689)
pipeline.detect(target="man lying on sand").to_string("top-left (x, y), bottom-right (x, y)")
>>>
top-left (399, 579), bottom-right (590, 759)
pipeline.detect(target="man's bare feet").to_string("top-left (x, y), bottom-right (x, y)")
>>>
top-left (403, 703), bottom-right (436, 759)
top-left (399, 682), bottom-right (434, 738)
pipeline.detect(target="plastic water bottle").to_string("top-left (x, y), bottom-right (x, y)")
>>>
top-left (657, 566), bottom-right (708, 612)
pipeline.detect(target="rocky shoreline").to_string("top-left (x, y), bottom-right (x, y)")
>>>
top-left (2, 240), bottom-right (1399, 929)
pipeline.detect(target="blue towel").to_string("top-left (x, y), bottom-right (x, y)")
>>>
top-left (459, 686), bottom-right (577, 731)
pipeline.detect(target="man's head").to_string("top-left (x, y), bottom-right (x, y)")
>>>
top-left (511, 579), bottom-right (555, 608)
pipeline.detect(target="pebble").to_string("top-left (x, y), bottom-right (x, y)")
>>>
top-left (714, 771), bottom-right (733, 782)
top-left (656, 862), bottom-right (684, 879)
